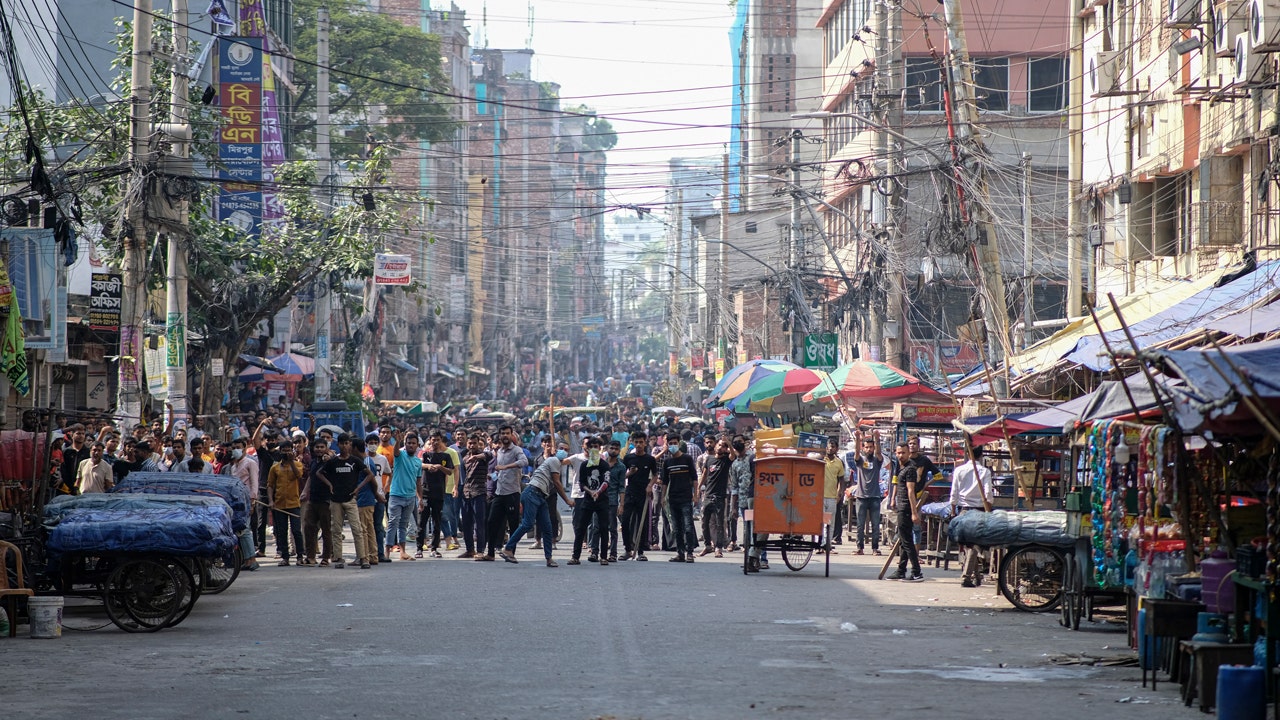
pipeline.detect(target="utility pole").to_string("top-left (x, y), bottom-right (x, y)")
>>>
top-left (118, 0), bottom-right (153, 426)
top-left (880, 0), bottom-right (906, 369)
top-left (545, 226), bottom-right (554, 393)
top-left (163, 0), bottom-right (190, 425)
top-left (788, 129), bottom-right (803, 364)
top-left (1066, 0), bottom-right (1085, 318)
top-left (717, 151), bottom-right (729, 362)
top-left (313, 7), bottom-right (332, 401)
top-left (670, 189), bottom-right (684, 386)
top-left (941, 0), bottom-right (1010, 395)
top-left (1021, 153), bottom-right (1034, 349)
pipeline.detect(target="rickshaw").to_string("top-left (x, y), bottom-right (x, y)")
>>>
top-left (743, 448), bottom-right (831, 576)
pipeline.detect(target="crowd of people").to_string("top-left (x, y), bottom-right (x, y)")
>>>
top-left (46, 405), bottom-right (980, 582)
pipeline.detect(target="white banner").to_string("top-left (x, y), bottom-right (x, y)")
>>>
top-left (374, 253), bottom-right (412, 286)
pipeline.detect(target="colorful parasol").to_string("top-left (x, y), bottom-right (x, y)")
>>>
top-left (804, 360), bottom-right (944, 403)
top-left (722, 367), bottom-right (830, 412)
top-left (705, 359), bottom-right (798, 406)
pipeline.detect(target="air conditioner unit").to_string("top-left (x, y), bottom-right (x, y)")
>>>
top-left (1168, 0), bottom-right (1201, 26)
top-left (1236, 32), bottom-right (1268, 81)
top-left (1251, 0), bottom-right (1280, 50)
top-left (1214, 0), bottom-right (1249, 55)
top-left (1088, 51), bottom-right (1122, 96)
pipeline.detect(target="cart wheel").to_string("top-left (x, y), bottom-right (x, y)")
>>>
top-left (998, 545), bottom-right (1065, 612)
top-left (162, 558), bottom-right (201, 628)
top-left (1069, 555), bottom-right (1084, 629)
top-left (202, 545), bottom-right (242, 595)
top-left (103, 559), bottom-right (183, 633)
top-left (781, 536), bottom-right (813, 572)
top-left (1059, 555), bottom-right (1074, 628)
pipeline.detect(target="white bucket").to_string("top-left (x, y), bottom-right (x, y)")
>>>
top-left (27, 596), bottom-right (63, 639)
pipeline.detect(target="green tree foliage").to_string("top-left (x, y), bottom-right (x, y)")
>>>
top-left (564, 104), bottom-right (617, 151)
top-left (290, 0), bottom-right (458, 159)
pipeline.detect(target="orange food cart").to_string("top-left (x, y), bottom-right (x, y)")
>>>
top-left (744, 448), bottom-right (830, 576)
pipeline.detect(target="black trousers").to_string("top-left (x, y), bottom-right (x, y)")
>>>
top-left (486, 492), bottom-right (521, 554)
top-left (621, 496), bottom-right (650, 553)
top-left (896, 508), bottom-right (921, 573)
top-left (415, 486), bottom-right (445, 551)
top-left (572, 496), bottom-right (609, 560)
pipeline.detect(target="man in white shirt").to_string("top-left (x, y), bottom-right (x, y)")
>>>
top-left (949, 443), bottom-right (993, 588)
top-left (76, 442), bottom-right (113, 493)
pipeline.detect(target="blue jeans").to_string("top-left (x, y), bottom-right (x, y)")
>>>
top-left (386, 495), bottom-right (416, 549)
top-left (669, 499), bottom-right (696, 556)
top-left (506, 486), bottom-right (554, 559)
top-left (373, 501), bottom-right (387, 556)
top-left (855, 497), bottom-right (882, 550)
top-left (441, 495), bottom-right (459, 538)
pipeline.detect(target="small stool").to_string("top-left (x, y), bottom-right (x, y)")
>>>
top-left (1178, 641), bottom-right (1254, 712)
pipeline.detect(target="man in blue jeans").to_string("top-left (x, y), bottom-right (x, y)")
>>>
top-left (499, 448), bottom-right (573, 566)
top-left (385, 433), bottom-right (423, 562)
top-left (657, 437), bottom-right (697, 563)
top-left (848, 429), bottom-right (884, 555)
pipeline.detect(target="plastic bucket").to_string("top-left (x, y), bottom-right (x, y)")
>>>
top-left (27, 596), bottom-right (63, 639)
top-left (1217, 665), bottom-right (1265, 720)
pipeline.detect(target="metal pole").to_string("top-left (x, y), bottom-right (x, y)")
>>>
top-left (1021, 153), bottom-right (1033, 349)
top-left (164, 0), bottom-right (190, 425)
top-left (1066, 0), bottom-right (1085, 318)
top-left (118, 0), bottom-right (153, 426)
top-left (314, 6), bottom-right (332, 401)
top-left (718, 151), bottom-right (729, 359)
top-left (789, 129), bottom-right (803, 364)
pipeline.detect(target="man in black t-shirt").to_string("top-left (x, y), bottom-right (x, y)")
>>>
top-left (658, 437), bottom-right (697, 562)
top-left (888, 442), bottom-right (924, 582)
top-left (621, 432), bottom-right (658, 560)
top-left (570, 436), bottom-right (613, 565)
top-left (415, 432), bottom-right (455, 557)
top-left (697, 440), bottom-right (732, 557)
top-left (318, 434), bottom-right (374, 568)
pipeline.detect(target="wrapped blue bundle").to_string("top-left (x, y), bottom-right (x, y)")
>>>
top-left (44, 493), bottom-right (231, 526)
top-left (921, 501), bottom-right (953, 520)
top-left (113, 472), bottom-right (249, 532)
top-left (947, 509), bottom-right (1074, 547)
top-left (46, 507), bottom-right (236, 557)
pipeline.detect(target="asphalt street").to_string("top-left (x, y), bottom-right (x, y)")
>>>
top-left (4, 533), bottom-right (1206, 720)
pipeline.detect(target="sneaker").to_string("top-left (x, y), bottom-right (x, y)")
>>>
top-left (459, 551), bottom-right (475, 559)
top-left (587, 555), bottom-right (599, 563)
top-left (567, 558), bottom-right (581, 565)
top-left (546, 559), bottom-right (559, 567)
top-left (906, 573), bottom-right (925, 582)
top-left (669, 555), bottom-right (685, 563)
top-left (637, 554), bottom-right (648, 561)
top-left (618, 553), bottom-right (630, 562)
top-left (974, 576), bottom-right (984, 587)
top-left (886, 570), bottom-right (906, 581)
top-left (430, 550), bottom-right (443, 558)
top-left (961, 578), bottom-right (976, 588)
top-left (334, 562), bottom-right (345, 569)
top-left (499, 548), bottom-right (519, 564)
top-left (360, 562), bottom-right (371, 569)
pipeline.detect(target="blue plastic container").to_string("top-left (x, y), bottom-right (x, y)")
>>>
top-left (1217, 665), bottom-right (1265, 720)
top-left (1137, 608), bottom-right (1165, 670)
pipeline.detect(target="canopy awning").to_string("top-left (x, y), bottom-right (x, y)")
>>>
top-left (384, 356), bottom-right (418, 373)
top-left (1150, 339), bottom-right (1280, 435)
top-left (239, 354), bottom-right (285, 374)
top-left (468, 365), bottom-right (491, 376)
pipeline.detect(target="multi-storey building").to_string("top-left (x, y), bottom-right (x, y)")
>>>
top-left (815, 0), bottom-right (1070, 377)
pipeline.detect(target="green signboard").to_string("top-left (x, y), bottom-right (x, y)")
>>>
top-left (803, 332), bottom-right (838, 371)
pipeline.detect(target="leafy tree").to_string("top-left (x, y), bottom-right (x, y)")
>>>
top-left (564, 104), bottom-right (618, 152)
top-left (0, 17), bottom-right (425, 421)
top-left (289, 0), bottom-right (458, 159)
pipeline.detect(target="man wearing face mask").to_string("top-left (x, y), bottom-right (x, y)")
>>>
top-left (657, 436), bottom-right (698, 563)
top-left (483, 425), bottom-right (527, 561)
top-left (565, 436), bottom-right (612, 565)
top-left (226, 437), bottom-right (262, 564)
top-left (499, 443), bottom-right (573, 566)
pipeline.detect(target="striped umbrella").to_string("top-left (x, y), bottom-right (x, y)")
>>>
top-left (805, 360), bottom-right (943, 402)
top-left (706, 359), bottom-right (798, 406)
top-left (723, 367), bottom-right (830, 412)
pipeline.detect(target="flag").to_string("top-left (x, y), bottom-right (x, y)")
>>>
top-left (1, 293), bottom-right (29, 396)
top-left (207, 0), bottom-right (234, 26)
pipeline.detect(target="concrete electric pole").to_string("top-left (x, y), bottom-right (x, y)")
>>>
top-left (313, 6), bottom-right (332, 401)
top-left (163, 0), bottom-right (190, 425)
top-left (118, 0), bottom-right (153, 426)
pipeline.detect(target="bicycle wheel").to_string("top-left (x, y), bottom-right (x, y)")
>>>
top-left (103, 558), bottom-right (182, 633)
top-left (202, 545), bottom-right (241, 595)
top-left (781, 536), bottom-right (813, 571)
top-left (998, 545), bottom-right (1065, 612)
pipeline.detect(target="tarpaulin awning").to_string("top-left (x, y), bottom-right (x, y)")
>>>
top-left (1206, 299), bottom-right (1280, 338)
top-left (239, 354), bottom-right (285, 373)
top-left (1015, 373), bottom-right (1178, 432)
top-left (385, 356), bottom-right (418, 373)
top-left (1149, 339), bottom-right (1280, 435)
top-left (1064, 261), bottom-right (1280, 371)
top-left (951, 412), bottom-right (1051, 446)
top-left (436, 363), bottom-right (463, 379)
top-left (1003, 271), bottom-right (1227, 377)
top-left (468, 365), bottom-right (491, 376)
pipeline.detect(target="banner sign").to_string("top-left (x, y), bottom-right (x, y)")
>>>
top-left (216, 36), bottom-right (263, 236)
top-left (89, 272), bottom-right (123, 332)
top-left (373, 253), bottom-right (412, 285)
top-left (240, 1), bottom-right (285, 225)
top-left (803, 332), bottom-right (838, 371)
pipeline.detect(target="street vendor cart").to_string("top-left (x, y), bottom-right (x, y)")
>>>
top-left (743, 447), bottom-right (831, 576)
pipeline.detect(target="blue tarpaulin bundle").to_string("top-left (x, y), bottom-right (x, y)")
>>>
top-left (44, 493), bottom-right (232, 525)
top-left (113, 472), bottom-right (250, 532)
top-left (947, 509), bottom-right (1073, 547)
top-left (46, 507), bottom-right (236, 557)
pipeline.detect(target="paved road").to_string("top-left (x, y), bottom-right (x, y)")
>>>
top-left (6, 537), bottom-right (1201, 720)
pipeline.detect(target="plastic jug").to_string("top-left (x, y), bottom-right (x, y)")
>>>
top-left (1201, 549), bottom-right (1236, 614)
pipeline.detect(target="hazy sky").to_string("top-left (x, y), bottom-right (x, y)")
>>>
top-left (446, 0), bottom-right (735, 210)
